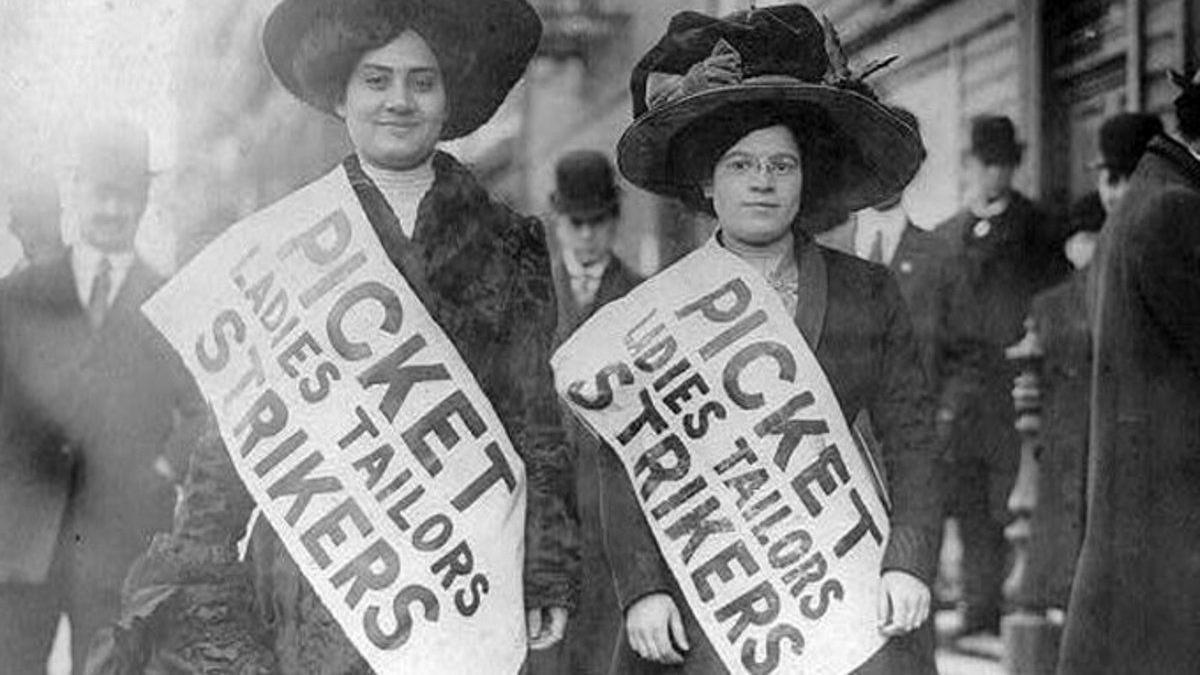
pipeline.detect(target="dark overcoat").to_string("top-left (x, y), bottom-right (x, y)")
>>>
top-left (936, 193), bottom-right (1070, 510)
top-left (1024, 271), bottom-right (1091, 609)
top-left (1058, 136), bottom-right (1200, 674)
top-left (0, 256), bottom-right (202, 589)
top-left (600, 239), bottom-right (942, 675)
top-left (87, 153), bottom-right (580, 674)
top-left (548, 255), bottom-right (644, 675)
top-left (889, 223), bottom-right (957, 414)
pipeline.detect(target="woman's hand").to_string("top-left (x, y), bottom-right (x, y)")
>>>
top-left (527, 606), bottom-right (569, 650)
top-left (878, 570), bottom-right (931, 637)
top-left (626, 593), bottom-right (690, 664)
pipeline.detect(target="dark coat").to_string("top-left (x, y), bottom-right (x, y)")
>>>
top-left (0, 255), bottom-right (202, 591)
top-left (546, 254), bottom-right (643, 675)
top-left (936, 193), bottom-right (1069, 511)
top-left (89, 153), bottom-right (580, 675)
top-left (600, 239), bottom-right (942, 674)
top-left (1059, 136), bottom-right (1200, 674)
top-left (553, 254), bottom-right (645, 342)
top-left (889, 223), bottom-right (957, 413)
top-left (1024, 271), bottom-right (1091, 609)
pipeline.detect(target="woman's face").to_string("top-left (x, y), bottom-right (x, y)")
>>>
top-left (704, 125), bottom-right (803, 247)
top-left (337, 30), bottom-right (448, 170)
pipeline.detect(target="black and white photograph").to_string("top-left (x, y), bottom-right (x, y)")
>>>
top-left (0, 1), bottom-right (1197, 673)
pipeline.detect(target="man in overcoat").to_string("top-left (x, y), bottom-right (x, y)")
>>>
top-left (543, 149), bottom-right (643, 675)
top-left (0, 119), bottom-right (204, 673)
top-left (1058, 72), bottom-right (1200, 674)
top-left (1023, 113), bottom-right (1161, 610)
top-left (936, 115), bottom-right (1070, 635)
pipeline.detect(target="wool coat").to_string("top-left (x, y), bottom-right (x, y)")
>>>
top-left (1059, 136), bottom-right (1200, 674)
top-left (86, 153), bottom-right (580, 675)
top-left (936, 192), bottom-right (1070, 475)
top-left (600, 238), bottom-right (942, 675)
top-left (544, 254), bottom-right (644, 675)
top-left (0, 253), bottom-right (205, 668)
top-left (1023, 271), bottom-right (1091, 610)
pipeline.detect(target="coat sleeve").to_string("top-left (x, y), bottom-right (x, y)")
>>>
top-left (86, 419), bottom-right (278, 674)
top-left (871, 273), bottom-right (943, 585)
top-left (503, 215), bottom-right (581, 611)
top-left (594, 434), bottom-right (675, 612)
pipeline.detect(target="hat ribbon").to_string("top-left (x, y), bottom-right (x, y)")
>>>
top-left (643, 16), bottom-right (900, 113)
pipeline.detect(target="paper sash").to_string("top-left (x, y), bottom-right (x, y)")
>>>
top-left (552, 241), bottom-right (889, 675)
top-left (144, 166), bottom-right (528, 673)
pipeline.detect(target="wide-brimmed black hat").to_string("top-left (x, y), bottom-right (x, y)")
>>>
top-left (551, 150), bottom-right (620, 220)
top-left (968, 115), bottom-right (1023, 166)
top-left (1090, 112), bottom-right (1162, 175)
top-left (263, 0), bottom-right (542, 140)
top-left (615, 4), bottom-right (923, 213)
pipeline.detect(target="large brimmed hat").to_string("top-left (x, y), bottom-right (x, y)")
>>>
top-left (616, 4), bottom-right (923, 213)
top-left (263, 0), bottom-right (542, 139)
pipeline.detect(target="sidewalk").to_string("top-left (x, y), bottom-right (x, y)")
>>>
top-left (935, 609), bottom-right (1006, 675)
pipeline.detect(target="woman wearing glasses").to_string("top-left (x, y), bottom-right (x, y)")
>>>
top-left (597, 4), bottom-right (942, 673)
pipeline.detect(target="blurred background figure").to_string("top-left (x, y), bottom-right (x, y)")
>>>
top-left (1019, 114), bottom-right (1159, 621)
top-left (540, 149), bottom-right (642, 675)
top-left (4, 169), bottom-right (65, 276)
top-left (549, 150), bottom-right (644, 343)
top-left (854, 107), bottom-right (956, 397)
top-left (1059, 69), bottom-right (1200, 675)
top-left (937, 114), bottom-right (1070, 639)
top-left (1093, 113), bottom-right (1166, 218)
top-left (0, 118), bottom-right (203, 674)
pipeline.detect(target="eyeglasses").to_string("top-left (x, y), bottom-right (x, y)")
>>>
top-left (716, 152), bottom-right (801, 178)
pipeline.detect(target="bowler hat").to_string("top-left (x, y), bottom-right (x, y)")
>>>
top-left (968, 115), bottom-right (1023, 166)
top-left (550, 151), bottom-right (620, 220)
top-left (616, 3), bottom-right (923, 213)
top-left (263, 0), bottom-right (542, 140)
top-left (75, 118), bottom-right (152, 182)
top-left (1091, 112), bottom-right (1163, 175)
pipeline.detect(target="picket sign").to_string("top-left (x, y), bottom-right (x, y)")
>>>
top-left (144, 166), bottom-right (528, 674)
top-left (553, 240), bottom-right (890, 675)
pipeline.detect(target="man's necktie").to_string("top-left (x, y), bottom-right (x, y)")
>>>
top-left (88, 256), bottom-right (112, 326)
top-left (570, 265), bottom-right (604, 307)
top-left (867, 228), bottom-right (885, 264)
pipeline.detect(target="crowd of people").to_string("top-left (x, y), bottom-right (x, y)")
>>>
top-left (0, 1), bottom-right (1196, 674)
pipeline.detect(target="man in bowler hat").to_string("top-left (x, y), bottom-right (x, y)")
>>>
top-left (549, 150), bottom-right (644, 343)
top-left (0, 118), bottom-right (203, 673)
top-left (1017, 112), bottom-right (1161, 625)
top-left (541, 149), bottom-right (642, 675)
top-left (936, 114), bottom-right (1069, 636)
top-left (1059, 71), bottom-right (1200, 675)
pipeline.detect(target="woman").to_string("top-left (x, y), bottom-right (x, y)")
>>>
top-left (598, 5), bottom-right (941, 673)
top-left (86, 1), bottom-right (577, 673)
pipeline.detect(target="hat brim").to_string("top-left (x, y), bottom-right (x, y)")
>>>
top-left (616, 82), bottom-right (924, 212)
top-left (262, 0), bottom-right (541, 140)
top-left (550, 192), bottom-right (619, 221)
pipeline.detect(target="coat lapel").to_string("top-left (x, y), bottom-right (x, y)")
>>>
top-left (793, 236), bottom-right (828, 351)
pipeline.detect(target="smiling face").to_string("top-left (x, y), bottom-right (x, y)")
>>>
top-left (704, 125), bottom-right (803, 247)
top-left (76, 171), bottom-right (148, 254)
top-left (336, 30), bottom-right (448, 171)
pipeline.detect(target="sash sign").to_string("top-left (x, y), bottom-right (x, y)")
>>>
top-left (552, 242), bottom-right (890, 675)
top-left (143, 167), bottom-right (528, 674)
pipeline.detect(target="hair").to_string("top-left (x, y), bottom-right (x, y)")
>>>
top-left (291, 2), bottom-right (471, 115)
top-left (1176, 83), bottom-right (1200, 143)
top-left (668, 101), bottom-right (851, 234)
